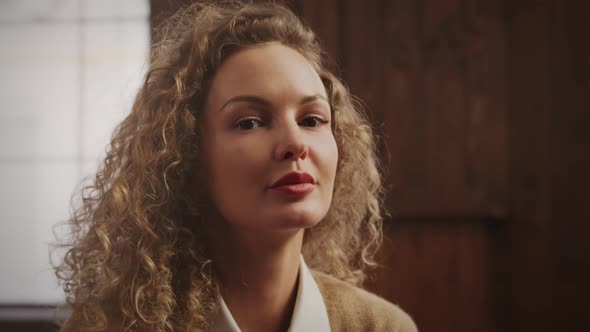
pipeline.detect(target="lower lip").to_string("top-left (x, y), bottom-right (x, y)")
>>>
top-left (270, 183), bottom-right (315, 195)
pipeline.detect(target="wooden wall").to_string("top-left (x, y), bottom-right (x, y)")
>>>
top-left (507, 1), bottom-right (590, 331)
top-left (150, 1), bottom-right (590, 331)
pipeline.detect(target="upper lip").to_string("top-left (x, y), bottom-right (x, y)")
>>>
top-left (270, 172), bottom-right (315, 188)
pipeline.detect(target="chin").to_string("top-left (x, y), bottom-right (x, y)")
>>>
top-left (268, 207), bottom-right (327, 230)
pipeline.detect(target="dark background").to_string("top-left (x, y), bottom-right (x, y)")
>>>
top-left (4, 0), bottom-right (588, 331)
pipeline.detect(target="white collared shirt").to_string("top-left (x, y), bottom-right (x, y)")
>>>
top-left (209, 256), bottom-right (331, 332)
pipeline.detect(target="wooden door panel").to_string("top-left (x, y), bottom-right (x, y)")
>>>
top-left (382, 0), bottom-right (507, 217)
top-left (367, 218), bottom-right (503, 332)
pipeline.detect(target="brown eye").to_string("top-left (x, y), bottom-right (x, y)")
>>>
top-left (234, 118), bottom-right (263, 130)
top-left (299, 116), bottom-right (328, 127)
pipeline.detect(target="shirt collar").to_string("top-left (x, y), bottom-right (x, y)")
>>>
top-left (209, 256), bottom-right (330, 332)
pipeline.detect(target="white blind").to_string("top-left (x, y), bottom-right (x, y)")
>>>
top-left (0, 0), bottom-right (150, 304)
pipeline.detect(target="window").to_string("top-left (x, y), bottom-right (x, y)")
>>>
top-left (0, 0), bottom-right (150, 305)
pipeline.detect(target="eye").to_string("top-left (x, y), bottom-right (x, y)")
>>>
top-left (234, 118), bottom-right (264, 130)
top-left (299, 116), bottom-right (329, 128)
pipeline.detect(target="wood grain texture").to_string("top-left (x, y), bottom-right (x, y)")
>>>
top-left (383, 0), bottom-right (507, 217)
top-left (297, 0), bottom-right (341, 71)
top-left (506, 1), bottom-right (554, 331)
top-left (340, 0), bottom-right (383, 122)
top-left (463, 0), bottom-right (507, 218)
top-left (366, 218), bottom-right (502, 332)
top-left (550, 0), bottom-right (590, 330)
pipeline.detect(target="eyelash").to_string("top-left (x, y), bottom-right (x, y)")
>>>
top-left (233, 115), bottom-right (330, 131)
top-left (299, 116), bottom-right (330, 127)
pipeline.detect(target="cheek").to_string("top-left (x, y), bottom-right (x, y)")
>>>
top-left (204, 135), bottom-right (273, 224)
top-left (206, 135), bottom-right (268, 193)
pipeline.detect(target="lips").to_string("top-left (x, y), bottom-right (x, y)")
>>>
top-left (270, 172), bottom-right (315, 188)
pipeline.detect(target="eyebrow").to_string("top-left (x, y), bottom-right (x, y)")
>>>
top-left (218, 94), bottom-right (329, 112)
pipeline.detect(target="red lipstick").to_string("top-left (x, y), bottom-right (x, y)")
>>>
top-left (270, 172), bottom-right (315, 195)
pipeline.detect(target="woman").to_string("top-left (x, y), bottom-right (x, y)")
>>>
top-left (54, 1), bottom-right (417, 331)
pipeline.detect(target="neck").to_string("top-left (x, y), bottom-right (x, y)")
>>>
top-left (208, 225), bottom-right (303, 332)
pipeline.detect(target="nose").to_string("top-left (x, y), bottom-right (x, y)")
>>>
top-left (273, 124), bottom-right (309, 161)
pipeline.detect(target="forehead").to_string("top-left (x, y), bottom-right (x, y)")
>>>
top-left (206, 43), bottom-right (326, 106)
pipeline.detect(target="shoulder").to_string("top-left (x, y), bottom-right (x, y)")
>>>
top-left (312, 271), bottom-right (418, 332)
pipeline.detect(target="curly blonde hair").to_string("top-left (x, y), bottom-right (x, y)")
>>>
top-left (53, 1), bottom-right (383, 331)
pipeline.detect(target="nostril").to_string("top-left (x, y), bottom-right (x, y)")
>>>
top-left (284, 151), bottom-right (294, 159)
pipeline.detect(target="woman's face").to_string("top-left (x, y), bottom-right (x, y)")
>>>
top-left (201, 43), bottom-right (338, 232)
